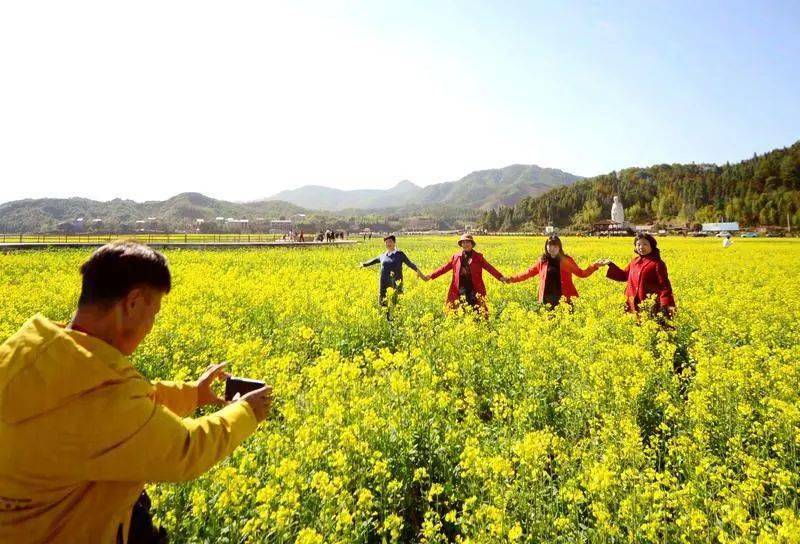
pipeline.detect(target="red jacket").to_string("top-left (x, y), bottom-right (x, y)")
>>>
top-left (508, 256), bottom-right (598, 303)
top-left (607, 255), bottom-right (675, 313)
top-left (430, 250), bottom-right (504, 309)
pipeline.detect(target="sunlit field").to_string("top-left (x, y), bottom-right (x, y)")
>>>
top-left (2, 236), bottom-right (799, 543)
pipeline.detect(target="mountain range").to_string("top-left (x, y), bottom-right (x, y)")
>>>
top-left (0, 163), bottom-right (581, 233)
top-left (3, 139), bottom-right (799, 233)
top-left (267, 164), bottom-right (582, 211)
top-left (0, 193), bottom-right (306, 233)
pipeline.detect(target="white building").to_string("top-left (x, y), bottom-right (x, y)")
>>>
top-left (269, 219), bottom-right (293, 234)
top-left (702, 222), bottom-right (740, 233)
top-left (224, 218), bottom-right (250, 232)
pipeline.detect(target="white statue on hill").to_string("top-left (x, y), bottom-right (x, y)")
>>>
top-left (611, 195), bottom-right (625, 224)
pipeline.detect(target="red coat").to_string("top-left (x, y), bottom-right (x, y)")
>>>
top-left (607, 255), bottom-right (675, 313)
top-left (508, 256), bottom-right (598, 303)
top-left (430, 250), bottom-right (504, 309)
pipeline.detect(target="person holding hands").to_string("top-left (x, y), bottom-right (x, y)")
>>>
top-left (361, 234), bottom-right (429, 306)
top-left (429, 234), bottom-right (505, 315)
top-left (505, 235), bottom-right (601, 307)
top-left (596, 233), bottom-right (676, 319)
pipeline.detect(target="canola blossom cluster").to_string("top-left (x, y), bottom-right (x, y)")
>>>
top-left (1, 236), bottom-right (799, 543)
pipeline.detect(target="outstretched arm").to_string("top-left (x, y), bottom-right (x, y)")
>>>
top-left (401, 252), bottom-right (420, 273)
top-left (402, 252), bottom-right (430, 281)
top-left (481, 257), bottom-right (505, 281)
top-left (362, 256), bottom-right (380, 267)
top-left (605, 261), bottom-right (629, 282)
top-left (77, 391), bottom-right (259, 483)
top-left (507, 264), bottom-right (539, 284)
top-left (429, 259), bottom-right (453, 280)
top-left (568, 257), bottom-right (600, 279)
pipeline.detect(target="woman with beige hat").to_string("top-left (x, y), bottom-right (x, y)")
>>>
top-left (429, 234), bottom-right (506, 315)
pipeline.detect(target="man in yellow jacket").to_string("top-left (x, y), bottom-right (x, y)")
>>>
top-left (0, 241), bottom-right (272, 543)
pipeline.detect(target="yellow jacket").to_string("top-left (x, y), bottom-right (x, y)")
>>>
top-left (0, 315), bottom-right (258, 543)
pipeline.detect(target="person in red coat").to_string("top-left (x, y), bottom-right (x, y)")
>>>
top-left (597, 233), bottom-right (676, 317)
top-left (429, 234), bottom-right (506, 315)
top-left (505, 235), bottom-right (602, 307)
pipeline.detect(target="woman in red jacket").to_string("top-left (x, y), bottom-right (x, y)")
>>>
top-left (598, 233), bottom-right (676, 317)
top-left (429, 234), bottom-right (506, 315)
top-left (506, 235), bottom-right (602, 307)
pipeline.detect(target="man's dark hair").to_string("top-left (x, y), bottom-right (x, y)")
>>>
top-left (78, 241), bottom-right (171, 306)
top-left (383, 235), bottom-right (396, 242)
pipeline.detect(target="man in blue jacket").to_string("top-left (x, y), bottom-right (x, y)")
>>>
top-left (362, 235), bottom-right (429, 305)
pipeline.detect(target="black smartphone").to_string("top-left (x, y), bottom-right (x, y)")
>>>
top-left (225, 377), bottom-right (266, 401)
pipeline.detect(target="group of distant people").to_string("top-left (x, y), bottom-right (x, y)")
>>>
top-left (319, 230), bottom-right (346, 242)
top-left (284, 229), bottom-right (304, 242)
top-left (282, 229), bottom-right (348, 243)
top-left (362, 232), bottom-right (676, 319)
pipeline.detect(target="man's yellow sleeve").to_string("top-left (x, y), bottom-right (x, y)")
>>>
top-left (152, 380), bottom-right (199, 417)
top-left (79, 398), bottom-right (258, 483)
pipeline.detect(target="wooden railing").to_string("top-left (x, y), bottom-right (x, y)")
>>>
top-left (0, 233), bottom-right (291, 244)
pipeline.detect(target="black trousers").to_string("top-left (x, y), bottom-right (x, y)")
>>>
top-left (379, 282), bottom-right (403, 306)
top-left (117, 492), bottom-right (168, 544)
top-left (458, 287), bottom-right (480, 309)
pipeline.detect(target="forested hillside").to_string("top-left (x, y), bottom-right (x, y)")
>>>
top-left (482, 141), bottom-right (800, 230)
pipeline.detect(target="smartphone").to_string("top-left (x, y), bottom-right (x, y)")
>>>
top-left (225, 377), bottom-right (266, 401)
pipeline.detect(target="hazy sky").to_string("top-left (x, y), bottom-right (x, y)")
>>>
top-left (1, 0), bottom-right (798, 203)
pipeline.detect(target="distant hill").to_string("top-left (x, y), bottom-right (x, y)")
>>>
top-left (266, 164), bottom-right (581, 211)
top-left (0, 163), bottom-right (582, 232)
top-left (0, 193), bottom-right (306, 233)
top-left (414, 164), bottom-right (580, 210)
top-left (269, 180), bottom-right (422, 211)
top-left (481, 140), bottom-right (800, 231)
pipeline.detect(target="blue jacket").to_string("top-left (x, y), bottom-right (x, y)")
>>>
top-left (363, 250), bottom-right (419, 292)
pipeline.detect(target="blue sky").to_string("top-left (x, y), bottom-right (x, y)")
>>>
top-left (0, 0), bottom-right (798, 202)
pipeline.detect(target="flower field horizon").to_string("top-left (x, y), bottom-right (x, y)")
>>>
top-left (1, 236), bottom-right (799, 543)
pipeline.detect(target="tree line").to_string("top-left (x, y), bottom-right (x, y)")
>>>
top-left (481, 141), bottom-right (800, 231)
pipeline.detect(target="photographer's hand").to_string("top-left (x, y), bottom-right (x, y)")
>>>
top-left (241, 385), bottom-right (273, 423)
top-left (197, 362), bottom-right (230, 407)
